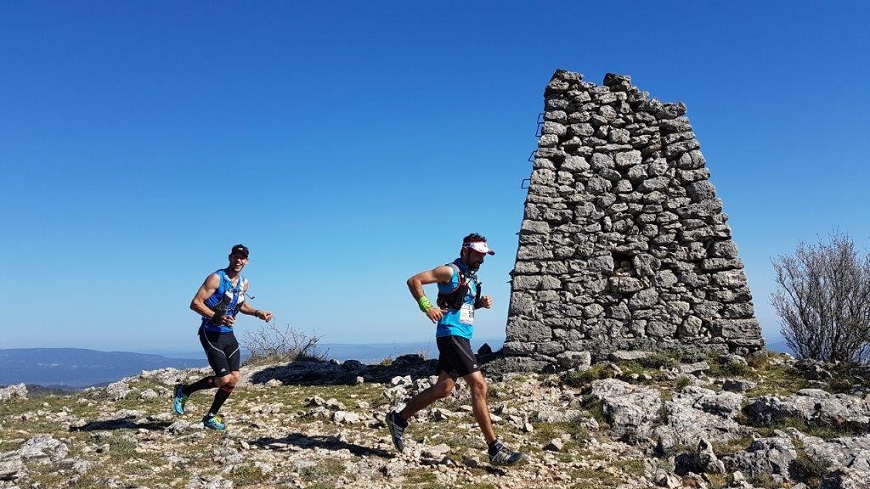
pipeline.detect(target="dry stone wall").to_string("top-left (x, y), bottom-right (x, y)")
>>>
top-left (504, 69), bottom-right (763, 369)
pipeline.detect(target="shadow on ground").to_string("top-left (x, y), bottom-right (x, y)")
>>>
top-left (248, 354), bottom-right (438, 386)
top-left (249, 351), bottom-right (502, 386)
top-left (70, 415), bottom-right (171, 432)
top-left (251, 432), bottom-right (393, 459)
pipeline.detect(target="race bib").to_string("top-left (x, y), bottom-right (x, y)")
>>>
top-left (459, 303), bottom-right (475, 325)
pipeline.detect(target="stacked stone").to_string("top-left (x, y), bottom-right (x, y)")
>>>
top-left (504, 69), bottom-right (763, 369)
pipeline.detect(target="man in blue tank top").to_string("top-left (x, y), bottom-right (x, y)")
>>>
top-left (386, 233), bottom-right (526, 466)
top-left (172, 244), bottom-right (274, 431)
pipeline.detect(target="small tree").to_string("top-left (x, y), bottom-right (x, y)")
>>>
top-left (242, 322), bottom-right (327, 365)
top-left (771, 233), bottom-right (870, 363)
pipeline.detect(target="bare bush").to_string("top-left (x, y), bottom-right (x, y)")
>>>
top-left (242, 322), bottom-right (327, 365)
top-left (771, 233), bottom-right (870, 363)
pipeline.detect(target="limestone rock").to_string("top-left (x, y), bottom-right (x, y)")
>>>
top-left (0, 384), bottom-right (27, 402)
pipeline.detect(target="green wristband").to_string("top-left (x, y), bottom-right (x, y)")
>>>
top-left (417, 296), bottom-right (433, 312)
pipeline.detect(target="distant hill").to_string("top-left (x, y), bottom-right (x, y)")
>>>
top-left (0, 348), bottom-right (207, 388)
top-left (764, 337), bottom-right (795, 355)
top-left (0, 340), bottom-right (505, 389)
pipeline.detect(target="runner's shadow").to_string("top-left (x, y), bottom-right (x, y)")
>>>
top-left (249, 356), bottom-right (441, 386)
top-left (248, 351), bottom-right (501, 386)
top-left (69, 415), bottom-right (171, 432)
top-left (251, 432), bottom-right (392, 458)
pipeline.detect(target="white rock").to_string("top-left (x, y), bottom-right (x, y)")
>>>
top-left (0, 384), bottom-right (27, 401)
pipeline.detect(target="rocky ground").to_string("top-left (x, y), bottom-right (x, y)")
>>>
top-left (1, 351), bottom-right (869, 488)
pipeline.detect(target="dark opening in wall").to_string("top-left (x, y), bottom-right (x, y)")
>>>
top-left (612, 250), bottom-right (633, 274)
top-left (703, 239), bottom-right (716, 257)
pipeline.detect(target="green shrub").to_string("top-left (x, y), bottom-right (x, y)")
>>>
top-left (636, 351), bottom-right (680, 369)
top-left (707, 354), bottom-right (752, 378)
top-left (580, 397), bottom-right (608, 425)
top-left (790, 453), bottom-right (828, 487)
top-left (563, 366), bottom-right (605, 387)
top-left (674, 376), bottom-right (692, 391)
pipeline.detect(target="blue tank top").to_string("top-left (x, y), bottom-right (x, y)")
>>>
top-left (200, 269), bottom-right (247, 333)
top-left (435, 259), bottom-right (479, 339)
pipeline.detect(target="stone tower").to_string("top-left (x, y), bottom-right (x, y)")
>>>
top-left (503, 69), bottom-right (763, 370)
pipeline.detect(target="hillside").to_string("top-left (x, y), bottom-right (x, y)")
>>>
top-left (0, 351), bottom-right (868, 488)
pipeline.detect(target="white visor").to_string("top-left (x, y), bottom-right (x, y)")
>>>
top-left (464, 241), bottom-right (495, 255)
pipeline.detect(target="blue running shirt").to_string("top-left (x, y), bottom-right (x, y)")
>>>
top-left (435, 259), bottom-right (478, 339)
top-left (200, 269), bottom-right (247, 333)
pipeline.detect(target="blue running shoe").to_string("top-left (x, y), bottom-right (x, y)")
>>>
top-left (489, 442), bottom-right (527, 466)
top-left (172, 384), bottom-right (188, 415)
top-left (203, 414), bottom-right (226, 431)
top-left (386, 411), bottom-right (406, 452)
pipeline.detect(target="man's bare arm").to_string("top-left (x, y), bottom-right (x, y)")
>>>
top-left (407, 265), bottom-right (454, 323)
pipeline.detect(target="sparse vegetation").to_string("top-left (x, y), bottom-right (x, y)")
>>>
top-left (704, 473), bottom-right (729, 489)
top-left (529, 421), bottom-right (588, 447)
top-left (2, 347), bottom-right (868, 488)
top-left (673, 376), bottom-right (692, 391)
top-left (740, 360), bottom-right (811, 397)
top-left (613, 457), bottom-right (645, 478)
top-left (242, 321), bottom-right (328, 366)
top-left (404, 468), bottom-right (439, 485)
top-left (745, 472), bottom-right (791, 488)
top-left (790, 447), bottom-right (828, 488)
top-left (567, 467), bottom-right (621, 488)
top-left (579, 397), bottom-right (608, 425)
top-left (712, 435), bottom-right (755, 457)
top-left (772, 232), bottom-right (870, 363)
top-left (751, 416), bottom-right (858, 440)
top-left (299, 458), bottom-right (347, 482)
top-left (635, 350), bottom-right (681, 369)
top-left (707, 354), bottom-right (753, 378)
top-left (227, 463), bottom-right (270, 485)
top-left (563, 365), bottom-right (607, 387)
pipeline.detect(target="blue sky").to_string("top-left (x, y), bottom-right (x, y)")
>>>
top-left (1, 1), bottom-right (868, 354)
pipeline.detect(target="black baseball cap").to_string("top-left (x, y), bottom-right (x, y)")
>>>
top-left (230, 244), bottom-right (249, 257)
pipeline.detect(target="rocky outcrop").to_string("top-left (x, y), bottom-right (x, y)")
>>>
top-left (588, 378), bottom-right (662, 440)
top-left (0, 384), bottom-right (26, 402)
top-left (247, 353), bottom-right (442, 385)
top-left (722, 431), bottom-right (797, 482)
top-left (792, 429), bottom-right (870, 473)
top-left (2, 353), bottom-right (870, 488)
top-left (745, 389), bottom-right (870, 431)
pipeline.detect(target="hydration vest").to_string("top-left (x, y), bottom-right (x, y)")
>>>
top-left (435, 259), bottom-right (482, 339)
top-left (436, 260), bottom-right (482, 311)
top-left (200, 269), bottom-right (247, 333)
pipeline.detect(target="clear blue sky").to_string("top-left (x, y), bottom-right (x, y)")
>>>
top-left (2, 1), bottom-right (868, 354)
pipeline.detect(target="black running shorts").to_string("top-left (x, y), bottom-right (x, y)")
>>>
top-left (436, 335), bottom-right (479, 379)
top-left (199, 329), bottom-right (241, 376)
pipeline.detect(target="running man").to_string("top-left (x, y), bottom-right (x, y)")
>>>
top-left (386, 233), bottom-right (526, 465)
top-left (172, 244), bottom-right (274, 431)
